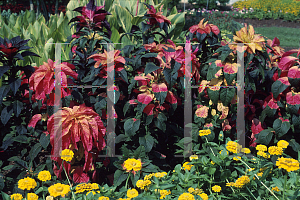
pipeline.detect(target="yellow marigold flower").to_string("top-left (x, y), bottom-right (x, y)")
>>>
top-left (199, 129), bottom-right (211, 137)
top-left (27, 193), bottom-right (38, 200)
top-left (257, 172), bottom-right (263, 177)
top-left (247, 168), bottom-right (255, 172)
top-left (234, 176), bottom-right (250, 188)
top-left (10, 193), bottom-right (23, 200)
top-left (212, 185), bottom-right (221, 192)
top-left (199, 193), bottom-right (208, 200)
top-left (241, 148), bottom-right (251, 154)
top-left (189, 155), bottom-right (198, 161)
top-left (178, 193), bottom-right (195, 200)
top-left (18, 177), bottom-right (37, 190)
top-left (211, 161), bottom-right (215, 165)
top-left (159, 190), bottom-right (171, 199)
top-left (38, 170), bottom-right (51, 182)
top-left (48, 183), bottom-right (70, 198)
top-left (136, 180), bottom-right (151, 190)
top-left (144, 173), bottom-right (154, 180)
top-left (226, 141), bottom-right (242, 153)
top-left (226, 182), bottom-right (235, 187)
top-left (276, 157), bottom-right (300, 172)
top-left (257, 151), bottom-right (270, 159)
top-left (193, 188), bottom-right (203, 195)
top-left (98, 196), bottom-right (109, 200)
top-left (188, 187), bottom-right (195, 193)
top-left (277, 140), bottom-right (289, 148)
top-left (268, 146), bottom-right (283, 155)
top-left (233, 156), bottom-right (241, 161)
top-left (272, 186), bottom-right (280, 192)
top-left (182, 162), bottom-right (194, 171)
top-left (211, 109), bottom-right (217, 116)
top-left (127, 188), bottom-right (138, 199)
top-left (256, 145), bottom-right (267, 152)
top-left (60, 149), bottom-right (74, 162)
top-left (122, 158), bottom-right (142, 173)
top-left (46, 196), bottom-right (54, 200)
top-left (91, 183), bottom-right (99, 190)
top-left (154, 172), bottom-right (167, 178)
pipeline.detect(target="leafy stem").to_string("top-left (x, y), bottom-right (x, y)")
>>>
top-left (62, 160), bottom-right (76, 200)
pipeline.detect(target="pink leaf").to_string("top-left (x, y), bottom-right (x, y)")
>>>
top-left (28, 114), bottom-right (42, 128)
top-left (73, 167), bottom-right (90, 183)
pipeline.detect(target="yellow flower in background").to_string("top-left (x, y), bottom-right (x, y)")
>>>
top-left (247, 168), bottom-right (255, 172)
top-left (277, 140), bottom-right (289, 148)
top-left (127, 188), bottom-right (138, 199)
top-left (272, 186), bottom-right (280, 192)
top-left (38, 170), bottom-right (51, 182)
top-left (154, 172), bottom-right (167, 178)
top-left (226, 182), bottom-right (235, 187)
top-left (257, 151), bottom-right (270, 159)
top-left (219, 150), bottom-right (229, 155)
top-left (122, 158), bottom-right (142, 174)
top-left (18, 177), bottom-right (37, 190)
top-left (211, 161), bottom-right (215, 165)
top-left (189, 155), bottom-right (198, 161)
top-left (48, 183), bottom-right (70, 198)
top-left (46, 196), bottom-right (54, 200)
top-left (257, 172), bottom-right (263, 177)
top-left (98, 196), bottom-right (109, 200)
top-left (268, 146), bottom-right (283, 155)
top-left (136, 180), bottom-right (151, 190)
top-left (226, 141), bottom-right (242, 153)
top-left (144, 173), bottom-right (154, 180)
top-left (178, 193), bottom-right (195, 200)
top-left (241, 148), bottom-right (251, 154)
top-left (199, 193), bottom-right (208, 200)
top-left (276, 157), bottom-right (300, 172)
top-left (233, 156), bottom-right (241, 161)
top-left (256, 145), bottom-right (267, 152)
top-left (182, 162), bottom-right (194, 171)
top-left (234, 175), bottom-right (250, 188)
top-left (10, 194), bottom-right (23, 200)
top-left (199, 129), bottom-right (211, 136)
top-left (212, 185), bottom-right (221, 192)
top-left (193, 188), bottom-right (203, 195)
top-left (159, 190), bottom-right (171, 199)
top-left (86, 191), bottom-right (96, 196)
top-left (211, 109), bottom-right (217, 116)
top-left (60, 149), bottom-right (74, 162)
top-left (188, 187), bottom-right (195, 193)
top-left (27, 193), bottom-right (38, 200)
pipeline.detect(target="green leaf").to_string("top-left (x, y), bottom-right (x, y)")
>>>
top-left (256, 127), bottom-right (274, 145)
top-left (40, 133), bottom-right (50, 149)
top-left (1, 191), bottom-right (10, 200)
top-left (29, 143), bottom-right (42, 161)
top-left (271, 79), bottom-right (289, 99)
top-left (207, 88), bottom-right (219, 105)
top-left (2, 165), bottom-right (14, 171)
top-left (13, 100), bottom-right (23, 117)
top-left (144, 62), bottom-right (160, 75)
top-left (139, 135), bottom-right (154, 152)
top-left (289, 139), bottom-right (300, 152)
top-left (124, 118), bottom-right (140, 136)
top-left (273, 118), bottom-right (290, 138)
top-left (114, 5), bottom-right (133, 34)
top-left (1, 106), bottom-right (13, 125)
top-left (220, 88), bottom-right (235, 107)
top-left (113, 170), bottom-right (128, 187)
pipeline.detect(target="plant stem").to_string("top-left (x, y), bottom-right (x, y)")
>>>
top-left (282, 172), bottom-right (287, 200)
top-left (238, 158), bottom-right (280, 200)
top-left (62, 161), bottom-right (76, 200)
top-left (125, 173), bottom-right (130, 189)
top-left (246, 186), bottom-right (257, 200)
top-left (42, 182), bottom-right (45, 200)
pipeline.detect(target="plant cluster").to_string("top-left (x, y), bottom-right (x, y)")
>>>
top-left (0, 0), bottom-right (300, 199)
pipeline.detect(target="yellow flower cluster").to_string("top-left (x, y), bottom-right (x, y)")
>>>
top-left (199, 129), bottom-right (211, 136)
top-left (75, 183), bottom-right (99, 193)
top-left (227, 175), bottom-right (250, 188)
top-left (136, 179), bottom-right (152, 190)
top-left (123, 158), bottom-right (142, 172)
top-left (189, 155), bottom-right (198, 161)
top-left (159, 190), bottom-right (171, 199)
top-left (277, 140), bottom-right (289, 148)
top-left (98, 196), bottom-right (109, 200)
top-left (233, 0), bottom-right (300, 16)
top-left (127, 188), bottom-right (139, 199)
top-left (188, 187), bottom-right (203, 195)
top-left (10, 193), bottom-right (23, 200)
top-left (272, 186), bottom-right (280, 192)
top-left (268, 146), bottom-right (283, 155)
top-left (48, 183), bottom-right (70, 198)
top-left (212, 185), bottom-right (222, 192)
top-left (37, 170), bottom-right (51, 182)
top-left (178, 193), bottom-right (195, 200)
top-left (276, 157), bottom-right (300, 172)
top-left (182, 162), bottom-right (194, 171)
top-left (226, 141), bottom-right (242, 154)
top-left (18, 177), bottom-right (37, 190)
top-left (27, 193), bottom-right (38, 200)
top-left (60, 149), bottom-right (74, 162)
